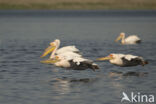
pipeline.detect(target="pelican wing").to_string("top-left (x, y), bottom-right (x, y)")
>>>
top-left (56, 46), bottom-right (80, 55)
top-left (58, 51), bottom-right (82, 61)
top-left (121, 55), bottom-right (145, 66)
top-left (124, 54), bottom-right (138, 61)
top-left (57, 54), bottom-right (99, 70)
top-left (125, 35), bottom-right (141, 43)
top-left (69, 57), bottom-right (99, 70)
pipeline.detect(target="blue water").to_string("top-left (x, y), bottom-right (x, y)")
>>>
top-left (0, 10), bottom-right (156, 104)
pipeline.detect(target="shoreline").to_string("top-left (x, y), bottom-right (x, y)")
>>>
top-left (0, 10), bottom-right (156, 17)
top-left (0, 0), bottom-right (156, 10)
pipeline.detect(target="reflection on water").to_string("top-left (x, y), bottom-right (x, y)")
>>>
top-left (60, 77), bottom-right (99, 83)
top-left (47, 70), bottom-right (148, 100)
top-left (50, 78), bottom-right (71, 95)
top-left (49, 77), bottom-right (99, 95)
top-left (108, 71), bottom-right (148, 79)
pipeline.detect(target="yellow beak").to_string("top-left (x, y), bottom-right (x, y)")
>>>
top-left (96, 56), bottom-right (113, 61)
top-left (40, 59), bottom-right (59, 64)
top-left (115, 35), bottom-right (122, 42)
top-left (40, 45), bottom-right (56, 58)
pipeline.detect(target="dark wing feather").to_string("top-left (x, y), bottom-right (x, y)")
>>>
top-left (136, 40), bottom-right (141, 43)
top-left (121, 57), bottom-right (144, 67)
top-left (68, 60), bottom-right (99, 71)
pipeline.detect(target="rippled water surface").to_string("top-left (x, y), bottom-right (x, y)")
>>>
top-left (0, 10), bottom-right (156, 104)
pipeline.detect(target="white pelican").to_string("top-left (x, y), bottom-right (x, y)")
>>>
top-left (40, 39), bottom-right (99, 71)
top-left (115, 32), bottom-right (141, 44)
top-left (40, 39), bottom-right (80, 58)
top-left (96, 53), bottom-right (148, 67)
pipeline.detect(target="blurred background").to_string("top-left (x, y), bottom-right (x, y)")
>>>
top-left (0, 0), bottom-right (156, 10)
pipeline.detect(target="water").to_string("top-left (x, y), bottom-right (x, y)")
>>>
top-left (0, 10), bottom-right (156, 104)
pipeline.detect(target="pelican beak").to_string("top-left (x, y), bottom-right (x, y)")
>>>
top-left (40, 45), bottom-right (56, 58)
top-left (40, 59), bottom-right (59, 64)
top-left (96, 56), bottom-right (113, 61)
top-left (115, 35), bottom-right (122, 42)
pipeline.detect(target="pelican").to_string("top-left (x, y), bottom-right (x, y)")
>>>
top-left (96, 53), bottom-right (148, 67)
top-left (40, 39), bottom-right (80, 58)
top-left (115, 32), bottom-right (141, 44)
top-left (40, 39), bottom-right (99, 71)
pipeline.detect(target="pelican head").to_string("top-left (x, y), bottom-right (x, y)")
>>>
top-left (115, 32), bottom-right (125, 42)
top-left (96, 54), bottom-right (114, 61)
top-left (40, 41), bottom-right (57, 58)
top-left (40, 56), bottom-right (60, 64)
top-left (54, 39), bottom-right (60, 45)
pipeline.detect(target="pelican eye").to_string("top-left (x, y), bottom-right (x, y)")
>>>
top-left (55, 56), bottom-right (59, 59)
top-left (109, 54), bottom-right (113, 57)
top-left (109, 54), bottom-right (114, 59)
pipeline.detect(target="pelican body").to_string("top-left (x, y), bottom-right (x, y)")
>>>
top-left (40, 39), bottom-right (99, 71)
top-left (115, 32), bottom-right (141, 45)
top-left (97, 53), bottom-right (148, 67)
top-left (53, 55), bottom-right (99, 70)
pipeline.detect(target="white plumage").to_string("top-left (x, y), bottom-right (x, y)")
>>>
top-left (40, 39), bottom-right (99, 70)
top-left (72, 57), bottom-right (93, 66)
top-left (115, 32), bottom-right (141, 44)
top-left (52, 51), bottom-right (82, 60)
top-left (56, 46), bottom-right (79, 55)
top-left (54, 56), bottom-right (94, 68)
top-left (97, 53), bottom-right (148, 67)
top-left (48, 40), bottom-right (80, 59)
